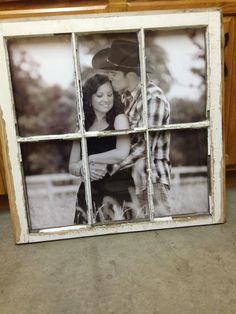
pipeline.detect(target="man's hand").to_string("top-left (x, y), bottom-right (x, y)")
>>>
top-left (131, 157), bottom-right (147, 193)
top-left (89, 162), bottom-right (107, 181)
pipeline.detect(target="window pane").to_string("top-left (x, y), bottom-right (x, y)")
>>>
top-left (74, 133), bottom-right (149, 224)
top-left (21, 140), bottom-right (79, 229)
top-left (145, 28), bottom-right (207, 126)
top-left (7, 36), bottom-right (78, 137)
top-left (77, 32), bottom-right (144, 131)
top-left (151, 128), bottom-right (209, 218)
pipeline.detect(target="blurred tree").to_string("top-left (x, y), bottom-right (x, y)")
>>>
top-left (169, 29), bottom-right (207, 167)
top-left (8, 48), bottom-right (77, 137)
top-left (170, 129), bottom-right (208, 167)
top-left (21, 141), bottom-right (72, 175)
top-left (8, 32), bottom-right (208, 174)
top-left (170, 97), bottom-right (206, 124)
top-left (187, 28), bottom-right (206, 90)
top-left (8, 47), bottom-right (77, 174)
top-left (145, 32), bottom-right (174, 94)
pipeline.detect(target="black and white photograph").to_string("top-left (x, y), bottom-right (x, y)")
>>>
top-left (7, 36), bottom-right (78, 137)
top-left (145, 28), bottom-right (206, 126)
top-left (72, 30), bottom-right (207, 223)
top-left (77, 32), bottom-right (143, 130)
top-left (74, 33), bottom-right (148, 224)
top-left (8, 28), bottom-right (209, 229)
top-left (21, 140), bottom-right (78, 229)
top-left (155, 128), bottom-right (209, 217)
top-left (69, 132), bottom-right (149, 225)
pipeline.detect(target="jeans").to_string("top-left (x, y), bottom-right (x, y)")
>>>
top-left (153, 183), bottom-right (171, 217)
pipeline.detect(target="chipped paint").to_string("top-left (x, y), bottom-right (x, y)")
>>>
top-left (16, 121), bottom-right (210, 143)
top-left (138, 28), bottom-right (155, 220)
top-left (72, 33), bottom-right (93, 225)
top-left (0, 36), bottom-right (29, 243)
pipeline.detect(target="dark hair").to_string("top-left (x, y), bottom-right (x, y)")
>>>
top-left (83, 74), bottom-right (124, 131)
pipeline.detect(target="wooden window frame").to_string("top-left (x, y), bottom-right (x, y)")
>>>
top-left (0, 9), bottom-right (225, 243)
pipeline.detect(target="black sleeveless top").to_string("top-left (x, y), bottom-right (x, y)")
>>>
top-left (75, 121), bottom-right (134, 224)
top-left (87, 124), bottom-right (116, 156)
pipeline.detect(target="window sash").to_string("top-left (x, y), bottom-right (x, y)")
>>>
top-left (0, 10), bottom-right (224, 243)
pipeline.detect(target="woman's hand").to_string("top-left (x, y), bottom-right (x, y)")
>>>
top-left (69, 160), bottom-right (83, 177)
top-left (89, 163), bottom-right (107, 181)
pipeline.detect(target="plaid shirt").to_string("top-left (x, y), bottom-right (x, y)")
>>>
top-left (111, 81), bottom-right (171, 192)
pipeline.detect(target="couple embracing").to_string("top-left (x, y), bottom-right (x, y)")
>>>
top-left (69, 39), bottom-right (171, 224)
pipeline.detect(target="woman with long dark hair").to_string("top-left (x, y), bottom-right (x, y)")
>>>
top-left (69, 74), bottom-right (134, 224)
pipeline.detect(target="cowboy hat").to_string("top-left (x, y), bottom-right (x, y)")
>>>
top-left (92, 39), bottom-right (140, 72)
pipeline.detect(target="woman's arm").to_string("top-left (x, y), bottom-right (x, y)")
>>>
top-left (68, 141), bottom-right (83, 177)
top-left (89, 114), bottom-right (130, 164)
top-left (69, 140), bottom-right (107, 180)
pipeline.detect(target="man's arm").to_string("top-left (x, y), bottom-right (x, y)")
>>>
top-left (110, 83), bottom-right (170, 174)
top-left (109, 135), bottom-right (146, 174)
top-left (147, 83), bottom-right (170, 128)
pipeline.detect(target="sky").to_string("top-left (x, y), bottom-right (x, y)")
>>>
top-left (9, 30), bottom-right (206, 101)
top-left (155, 30), bottom-right (205, 100)
top-left (9, 35), bottom-right (74, 89)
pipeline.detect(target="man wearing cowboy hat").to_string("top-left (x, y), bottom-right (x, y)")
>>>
top-left (92, 39), bottom-right (171, 217)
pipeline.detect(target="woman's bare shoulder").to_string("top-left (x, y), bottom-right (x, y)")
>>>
top-left (114, 113), bottom-right (129, 130)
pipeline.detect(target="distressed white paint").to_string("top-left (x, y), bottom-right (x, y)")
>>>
top-left (0, 10), bottom-right (212, 36)
top-left (71, 33), bottom-right (93, 225)
top-left (16, 121), bottom-right (210, 143)
top-left (138, 28), bottom-right (155, 220)
top-left (0, 9), bottom-right (224, 243)
top-left (207, 12), bottom-right (224, 223)
top-left (27, 214), bottom-right (213, 244)
top-left (0, 37), bottom-right (29, 242)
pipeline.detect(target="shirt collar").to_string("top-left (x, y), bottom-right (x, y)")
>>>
top-left (130, 82), bottom-right (141, 98)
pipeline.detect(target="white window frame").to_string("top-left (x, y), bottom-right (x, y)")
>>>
top-left (0, 9), bottom-right (224, 243)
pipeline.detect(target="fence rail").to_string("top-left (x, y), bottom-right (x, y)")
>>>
top-left (25, 166), bottom-right (208, 196)
top-left (171, 166), bottom-right (207, 184)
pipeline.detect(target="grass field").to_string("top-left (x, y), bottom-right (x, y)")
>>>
top-left (26, 175), bottom-right (208, 230)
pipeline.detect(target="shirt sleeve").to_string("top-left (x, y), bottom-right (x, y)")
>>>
top-left (148, 92), bottom-right (170, 127)
top-left (109, 136), bottom-right (146, 175)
